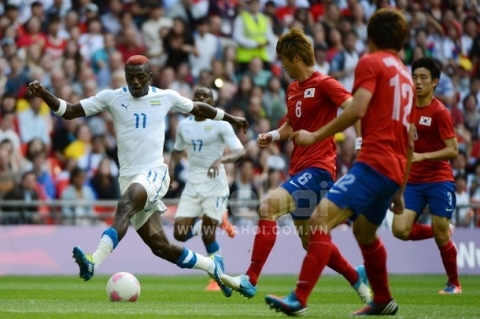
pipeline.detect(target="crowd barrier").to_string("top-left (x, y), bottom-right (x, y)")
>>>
top-left (0, 225), bottom-right (479, 276)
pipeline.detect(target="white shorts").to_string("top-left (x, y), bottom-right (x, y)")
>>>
top-left (175, 175), bottom-right (229, 223)
top-left (119, 165), bottom-right (170, 230)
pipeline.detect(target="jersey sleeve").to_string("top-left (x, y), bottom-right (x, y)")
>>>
top-left (220, 122), bottom-right (244, 151)
top-left (352, 55), bottom-right (379, 94)
top-left (173, 121), bottom-right (186, 151)
top-left (165, 89), bottom-right (194, 114)
top-left (436, 108), bottom-right (456, 140)
top-left (322, 77), bottom-right (352, 107)
top-left (80, 90), bottom-right (113, 116)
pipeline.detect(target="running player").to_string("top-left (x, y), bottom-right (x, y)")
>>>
top-left (170, 86), bottom-right (244, 291)
top-left (392, 57), bottom-right (461, 294)
top-left (265, 9), bottom-right (414, 316)
top-left (220, 27), bottom-right (371, 304)
top-left (26, 55), bottom-right (248, 298)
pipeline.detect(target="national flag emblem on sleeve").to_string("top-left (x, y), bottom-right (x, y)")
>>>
top-left (304, 88), bottom-right (315, 98)
top-left (419, 116), bottom-right (432, 126)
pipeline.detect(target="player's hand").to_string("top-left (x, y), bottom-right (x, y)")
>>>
top-left (257, 133), bottom-right (272, 148)
top-left (27, 80), bottom-right (47, 98)
top-left (230, 116), bottom-right (249, 133)
top-left (412, 152), bottom-right (425, 162)
top-left (291, 129), bottom-right (318, 146)
top-left (207, 158), bottom-right (222, 179)
top-left (390, 191), bottom-right (404, 215)
top-left (168, 167), bottom-right (175, 183)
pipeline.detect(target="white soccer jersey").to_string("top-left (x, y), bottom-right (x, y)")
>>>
top-left (80, 86), bottom-right (193, 176)
top-left (173, 117), bottom-right (243, 184)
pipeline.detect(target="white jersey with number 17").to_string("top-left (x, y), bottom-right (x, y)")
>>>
top-left (173, 117), bottom-right (243, 184)
top-left (80, 86), bottom-right (194, 177)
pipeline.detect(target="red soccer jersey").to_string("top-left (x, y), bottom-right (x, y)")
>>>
top-left (287, 71), bottom-right (351, 179)
top-left (408, 98), bottom-right (456, 183)
top-left (355, 52), bottom-right (415, 185)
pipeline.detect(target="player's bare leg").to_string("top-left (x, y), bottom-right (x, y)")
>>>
top-left (392, 209), bottom-right (433, 241)
top-left (220, 187), bottom-right (295, 298)
top-left (137, 212), bottom-right (232, 296)
top-left (265, 198), bottom-right (352, 316)
top-left (294, 218), bottom-right (371, 303)
top-left (432, 215), bottom-right (461, 294)
top-left (174, 216), bottom-right (201, 242)
top-left (72, 183), bottom-right (148, 280)
top-left (201, 216), bottom-right (222, 291)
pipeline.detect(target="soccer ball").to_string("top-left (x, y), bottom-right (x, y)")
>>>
top-left (106, 272), bottom-right (141, 302)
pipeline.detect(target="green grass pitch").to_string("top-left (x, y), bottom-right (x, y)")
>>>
top-left (0, 275), bottom-right (479, 318)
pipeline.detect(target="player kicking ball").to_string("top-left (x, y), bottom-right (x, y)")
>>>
top-left (265, 9), bottom-right (414, 316)
top-left (220, 27), bottom-right (371, 305)
top-left (26, 55), bottom-right (249, 298)
top-left (170, 87), bottom-right (244, 291)
top-left (391, 57), bottom-right (461, 294)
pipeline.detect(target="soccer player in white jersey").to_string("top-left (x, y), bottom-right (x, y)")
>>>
top-left (170, 87), bottom-right (244, 291)
top-left (26, 55), bottom-right (248, 297)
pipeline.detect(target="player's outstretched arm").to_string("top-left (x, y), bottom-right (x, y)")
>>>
top-left (190, 102), bottom-right (249, 133)
top-left (258, 120), bottom-right (293, 148)
top-left (169, 149), bottom-right (183, 181)
top-left (27, 80), bottom-right (86, 120)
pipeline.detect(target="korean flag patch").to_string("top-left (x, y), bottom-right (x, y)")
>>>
top-left (304, 88), bottom-right (315, 98)
top-left (419, 116), bottom-right (432, 126)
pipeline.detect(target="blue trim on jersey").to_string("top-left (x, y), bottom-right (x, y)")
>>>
top-left (404, 182), bottom-right (456, 218)
top-left (280, 167), bottom-right (334, 220)
top-left (151, 86), bottom-right (157, 93)
top-left (326, 162), bottom-right (399, 226)
top-left (153, 167), bottom-right (168, 202)
top-left (122, 86), bottom-right (127, 92)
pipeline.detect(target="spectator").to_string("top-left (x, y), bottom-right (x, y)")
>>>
top-left (2, 171), bottom-right (40, 224)
top-left (262, 76), bottom-right (286, 129)
top-left (329, 30), bottom-right (359, 92)
top-left (18, 94), bottom-right (52, 146)
top-left (453, 173), bottom-right (475, 227)
top-left (60, 167), bottom-right (96, 225)
top-left (313, 43), bottom-right (330, 75)
top-left (0, 147), bottom-right (17, 199)
top-left (190, 17), bottom-right (220, 79)
top-left (233, 0), bottom-right (277, 72)
top-left (141, 3), bottom-right (173, 66)
top-left (90, 157), bottom-right (120, 200)
top-left (163, 17), bottom-right (196, 71)
top-left (64, 122), bottom-right (92, 161)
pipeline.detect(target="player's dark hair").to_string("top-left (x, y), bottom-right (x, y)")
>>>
top-left (276, 27), bottom-right (315, 67)
top-left (367, 9), bottom-right (408, 52)
top-left (412, 57), bottom-right (441, 82)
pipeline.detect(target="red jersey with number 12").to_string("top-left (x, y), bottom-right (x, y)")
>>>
top-left (355, 52), bottom-right (415, 185)
top-left (408, 98), bottom-right (455, 183)
top-left (286, 71), bottom-right (351, 179)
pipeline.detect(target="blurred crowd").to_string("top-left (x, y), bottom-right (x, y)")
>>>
top-left (0, 0), bottom-right (479, 227)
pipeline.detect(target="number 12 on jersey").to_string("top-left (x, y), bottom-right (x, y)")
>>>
top-left (390, 74), bottom-right (413, 131)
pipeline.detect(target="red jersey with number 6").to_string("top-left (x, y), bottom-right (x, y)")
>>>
top-left (286, 71), bottom-right (351, 179)
top-left (355, 52), bottom-right (415, 185)
top-left (408, 98), bottom-right (456, 183)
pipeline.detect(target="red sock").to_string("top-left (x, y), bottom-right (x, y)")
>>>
top-left (246, 220), bottom-right (277, 286)
top-left (407, 224), bottom-right (434, 240)
top-left (328, 242), bottom-right (358, 285)
top-left (359, 238), bottom-right (392, 305)
top-left (439, 241), bottom-right (460, 287)
top-left (294, 232), bottom-right (332, 307)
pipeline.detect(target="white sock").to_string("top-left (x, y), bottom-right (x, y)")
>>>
top-left (192, 219), bottom-right (203, 236)
top-left (92, 235), bottom-right (113, 270)
top-left (193, 253), bottom-right (215, 274)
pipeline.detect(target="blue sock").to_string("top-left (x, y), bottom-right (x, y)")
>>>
top-left (176, 247), bottom-right (197, 269)
top-left (205, 241), bottom-right (220, 255)
top-left (102, 227), bottom-right (119, 249)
